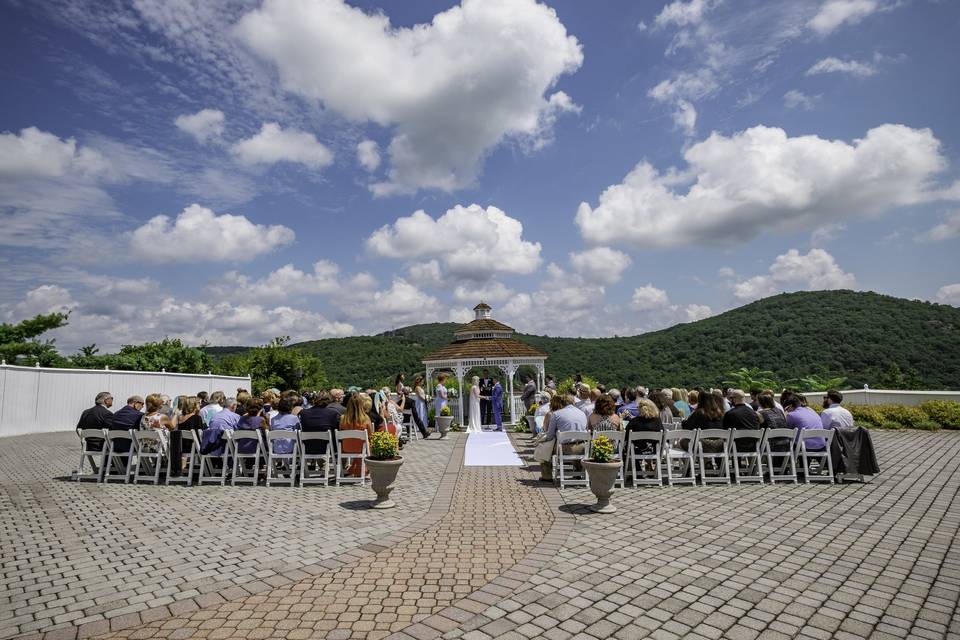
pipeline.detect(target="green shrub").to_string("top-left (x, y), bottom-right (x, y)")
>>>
top-left (919, 400), bottom-right (960, 429)
top-left (591, 434), bottom-right (615, 463)
top-left (557, 375), bottom-right (599, 396)
top-left (513, 420), bottom-right (529, 433)
top-left (878, 421), bottom-right (905, 430)
top-left (915, 420), bottom-right (941, 431)
top-left (849, 404), bottom-right (884, 427)
top-left (877, 404), bottom-right (927, 428)
top-left (526, 403), bottom-right (539, 416)
top-left (369, 431), bottom-right (399, 460)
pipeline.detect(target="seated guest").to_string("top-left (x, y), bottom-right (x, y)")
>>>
top-left (197, 391), bottom-right (209, 407)
top-left (202, 397), bottom-right (239, 456)
top-left (653, 391), bottom-right (677, 425)
top-left (328, 389), bottom-right (347, 416)
top-left (270, 395), bottom-right (301, 455)
top-left (141, 393), bottom-right (176, 451)
top-left (76, 391), bottom-right (114, 451)
top-left (340, 394), bottom-right (374, 477)
top-left (782, 391), bottom-right (826, 451)
top-left (533, 394), bottom-right (588, 482)
top-left (682, 391), bottom-right (725, 452)
top-left (821, 389), bottom-right (854, 429)
top-left (624, 398), bottom-right (663, 455)
top-left (365, 393), bottom-right (384, 431)
top-left (618, 388), bottom-right (639, 419)
top-left (260, 390), bottom-right (279, 422)
top-left (235, 389), bottom-right (252, 414)
top-left (576, 385), bottom-right (594, 417)
top-left (111, 395), bottom-right (144, 453)
top-left (687, 389), bottom-right (699, 413)
top-left (609, 388), bottom-right (622, 408)
top-left (300, 391), bottom-right (340, 455)
top-left (588, 393), bottom-right (622, 432)
top-left (724, 389), bottom-right (761, 451)
top-left (235, 398), bottom-right (266, 454)
top-left (384, 392), bottom-right (405, 438)
top-left (171, 396), bottom-right (202, 475)
top-left (758, 392), bottom-right (787, 429)
top-left (672, 388), bottom-right (690, 418)
top-left (200, 391), bottom-right (225, 426)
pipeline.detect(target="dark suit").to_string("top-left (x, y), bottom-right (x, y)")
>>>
top-left (723, 403), bottom-right (761, 450)
top-left (479, 377), bottom-right (493, 424)
top-left (111, 405), bottom-right (142, 453)
top-left (300, 405), bottom-right (340, 454)
top-left (76, 404), bottom-right (114, 450)
top-left (328, 402), bottom-right (346, 416)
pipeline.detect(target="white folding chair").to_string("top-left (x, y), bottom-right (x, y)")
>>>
top-left (797, 429), bottom-right (835, 484)
top-left (102, 430), bottom-right (135, 483)
top-left (670, 418), bottom-right (684, 430)
top-left (336, 430), bottom-right (369, 486)
top-left (627, 431), bottom-right (664, 487)
top-left (404, 410), bottom-right (420, 442)
top-left (300, 431), bottom-right (335, 486)
top-left (696, 428), bottom-right (731, 485)
top-left (594, 430), bottom-right (625, 488)
top-left (75, 428), bottom-right (108, 482)
top-left (167, 429), bottom-right (199, 486)
top-left (230, 430), bottom-right (263, 486)
top-left (557, 431), bottom-right (591, 489)
top-left (763, 428), bottom-right (798, 484)
top-left (198, 431), bottom-right (231, 486)
top-left (265, 431), bottom-right (299, 487)
top-left (663, 429), bottom-right (698, 486)
top-left (133, 430), bottom-right (167, 485)
top-left (730, 429), bottom-right (765, 485)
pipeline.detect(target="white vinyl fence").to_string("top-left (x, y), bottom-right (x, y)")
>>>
top-left (799, 389), bottom-right (960, 406)
top-left (0, 363), bottom-right (250, 438)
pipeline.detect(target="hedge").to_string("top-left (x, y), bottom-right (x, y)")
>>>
top-left (847, 401), bottom-right (960, 431)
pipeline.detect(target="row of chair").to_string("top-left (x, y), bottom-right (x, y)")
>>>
top-left (75, 427), bottom-right (372, 487)
top-left (552, 427), bottom-right (836, 488)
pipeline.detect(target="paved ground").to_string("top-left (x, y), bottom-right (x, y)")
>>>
top-left (2, 429), bottom-right (959, 640)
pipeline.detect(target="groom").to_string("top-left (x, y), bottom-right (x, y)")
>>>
top-left (479, 369), bottom-right (493, 425)
top-left (491, 377), bottom-right (504, 431)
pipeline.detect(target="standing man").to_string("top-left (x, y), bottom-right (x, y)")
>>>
top-left (480, 369), bottom-right (493, 426)
top-left (491, 377), bottom-right (504, 432)
top-left (521, 376), bottom-right (537, 411)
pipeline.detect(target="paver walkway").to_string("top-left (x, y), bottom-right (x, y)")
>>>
top-left (3, 429), bottom-right (960, 640)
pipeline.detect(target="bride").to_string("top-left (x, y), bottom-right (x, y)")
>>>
top-left (468, 375), bottom-right (483, 432)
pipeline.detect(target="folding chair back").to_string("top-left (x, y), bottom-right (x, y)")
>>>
top-left (230, 430), bottom-right (263, 486)
top-left (730, 429), bottom-right (765, 484)
top-left (167, 429), bottom-right (199, 486)
top-left (133, 430), bottom-right (166, 485)
top-left (763, 428), bottom-right (798, 484)
top-left (266, 430), bottom-right (299, 487)
top-left (594, 430), bottom-right (625, 488)
top-left (697, 428), bottom-right (731, 485)
top-left (300, 431), bottom-right (334, 486)
top-left (76, 428), bottom-right (108, 482)
top-left (103, 430), bottom-right (135, 483)
top-left (663, 429), bottom-right (698, 486)
top-left (403, 410), bottom-right (420, 442)
top-left (336, 429), bottom-right (369, 486)
top-left (198, 431), bottom-right (231, 486)
top-left (797, 428), bottom-right (835, 484)
top-left (627, 431), bottom-right (664, 487)
top-left (557, 431), bottom-right (591, 489)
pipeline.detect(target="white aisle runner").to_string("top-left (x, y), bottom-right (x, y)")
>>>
top-left (464, 431), bottom-right (524, 467)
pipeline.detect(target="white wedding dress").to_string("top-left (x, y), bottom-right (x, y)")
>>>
top-left (468, 385), bottom-right (483, 432)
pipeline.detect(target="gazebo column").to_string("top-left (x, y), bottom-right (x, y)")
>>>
top-left (507, 359), bottom-right (516, 425)
top-left (455, 362), bottom-right (465, 427)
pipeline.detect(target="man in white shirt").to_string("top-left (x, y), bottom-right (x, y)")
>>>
top-left (821, 390), bottom-right (854, 429)
top-left (575, 385), bottom-right (594, 417)
top-left (200, 390), bottom-right (226, 426)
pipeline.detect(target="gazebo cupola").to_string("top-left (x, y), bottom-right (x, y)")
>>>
top-left (453, 302), bottom-right (515, 341)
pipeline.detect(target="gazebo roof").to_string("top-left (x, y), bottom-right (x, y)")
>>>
top-left (455, 318), bottom-right (515, 333)
top-left (423, 338), bottom-right (547, 361)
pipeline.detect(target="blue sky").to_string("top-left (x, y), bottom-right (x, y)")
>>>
top-left (1, 0), bottom-right (958, 351)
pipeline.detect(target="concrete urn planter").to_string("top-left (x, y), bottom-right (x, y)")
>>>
top-left (435, 416), bottom-right (454, 438)
top-left (582, 460), bottom-right (621, 513)
top-left (366, 457), bottom-right (403, 509)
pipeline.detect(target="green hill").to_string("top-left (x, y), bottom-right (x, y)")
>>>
top-left (211, 291), bottom-right (960, 390)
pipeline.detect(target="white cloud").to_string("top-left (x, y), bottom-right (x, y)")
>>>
top-left (235, 0), bottom-right (583, 195)
top-left (783, 89), bottom-right (819, 110)
top-left (654, 0), bottom-right (715, 28)
top-left (0, 126), bottom-right (106, 178)
top-left (356, 139), bottom-right (381, 172)
top-left (631, 284), bottom-right (670, 311)
top-left (577, 124), bottom-right (956, 248)
top-left (806, 56), bottom-right (877, 77)
top-left (808, 0), bottom-right (879, 35)
top-left (921, 211), bottom-right (960, 242)
top-left (406, 260), bottom-right (444, 288)
top-left (367, 204), bottom-right (542, 279)
top-left (936, 284), bottom-right (960, 306)
top-left (127, 204), bottom-right (294, 263)
top-left (672, 100), bottom-right (697, 136)
top-left (209, 261), bottom-right (342, 302)
top-left (569, 247), bottom-right (632, 285)
top-left (733, 248), bottom-right (856, 301)
top-left (684, 303), bottom-right (713, 322)
top-left (448, 307), bottom-right (474, 323)
top-left (174, 108), bottom-right (225, 143)
top-left (335, 278), bottom-right (440, 329)
top-left (231, 122), bottom-right (334, 170)
top-left (453, 281), bottom-right (514, 305)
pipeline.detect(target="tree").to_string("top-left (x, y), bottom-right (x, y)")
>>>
top-left (0, 312), bottom-right (69, 366)
top-left (216, 337), bottom-right (328, 393)
top-left (71, 338), bottom-right (211, 373)
top-left (722, 367), bottom-right (780, 391)
top-left (791, 374), bottom-right (847, 391)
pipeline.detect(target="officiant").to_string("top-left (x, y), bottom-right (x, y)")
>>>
top-left (480, 368), bottom-right (494, 425)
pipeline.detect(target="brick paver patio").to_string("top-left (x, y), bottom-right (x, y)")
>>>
top-left (2, 429), bottom-right (959, 640)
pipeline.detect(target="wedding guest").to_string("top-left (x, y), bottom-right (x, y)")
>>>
top-left (202, 397), bottom-right (239, 456)
top-left (758, 391), bottom-right (791, 453)
top-left (724, 389), bottom-right (761, 450)
top-left (394, 373), bottom-right (406, 398)
top-left (299, 392), bottom-right (339, 455)
top-left (672, 388), bottom-right (691, 417)
top-left (687, 389), bottom-right (699, 413)
top-left (534, 394), bottom-right (587, 482)
top-left (619, 388), bottom-right (639, 419)
top-left (434, 373), bottom-right (449, 427)
top-left (624, 398), bottom-right (663, 455)
top-left (821, 390), bottom-right (854, 429)
top-left (653, 391), bottom-right (677, 425)
top-left (588, 393), bottom-right (622, 432)
top-left (682, 391), bottom-right (725, 453)
top-left (142, 393), bottom-right (176, 451)
top-left (269, 395), bottom-right (301, 455)
top-left (169, 396), bottom-right (202, 476)
top-left (236, 390), bottom-right (252, 414)
top-left (260, 390), bottom-right (279, 422)
top-left (197, 391), bottom-right (209, 407)
top-left (782, 391), bottom-right (826, 450)
top-left (111, 395), bottom-right (144, 453)
top-left (200, 391), bottom-right (225, 426)
top-left (235, 398), bottom-right (267, 455)
top-left (328, 389), bottom-right (347, 416)
top-left (411, 376), bottom-right (430, 438)
top-left (340, 394), bottom-right (373, 478)
top-left (521, 377), bottom-right (538, 411)
top-left (576, 385), bottom-right (594, 417)
top-left (76, 392), bottom-right (114, 451)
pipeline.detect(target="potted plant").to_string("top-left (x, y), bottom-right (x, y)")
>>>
top-left (581, 434), bottom-right (621, 513)
top-left (435, 405), bottom-right (454, 438)
top-left (366, 431), bottom-right (403, 509)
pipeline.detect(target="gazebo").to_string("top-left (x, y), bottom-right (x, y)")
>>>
top-left (422, 302), bottom-right (547, 426)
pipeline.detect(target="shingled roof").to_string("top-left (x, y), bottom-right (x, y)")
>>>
top-left (423, 338), bottom-right (547, 361)
top-left (454, 318), bottom-right (515, 333)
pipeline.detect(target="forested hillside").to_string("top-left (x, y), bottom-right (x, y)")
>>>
top-left (208, 291), bottom-right (960, 389)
